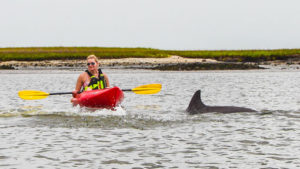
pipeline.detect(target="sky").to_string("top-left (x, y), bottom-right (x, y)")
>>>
top-left (0, 0), bottom-right (299, 50)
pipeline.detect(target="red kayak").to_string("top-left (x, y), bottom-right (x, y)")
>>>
top-left (72, 87), bottom-right (124, 109)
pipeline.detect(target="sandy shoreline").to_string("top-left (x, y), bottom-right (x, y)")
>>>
top-left (0, 55), bottom-right (299, 70)
top-left (0, 56), bottom-right (217, 68)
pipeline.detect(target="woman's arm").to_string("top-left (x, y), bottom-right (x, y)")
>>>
top-left (72, 73), bottom-right (84, 96)
top-left (104, 73), bottom-right (110, 88)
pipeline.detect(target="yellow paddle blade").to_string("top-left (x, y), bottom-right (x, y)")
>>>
top-left (18, 90), bottom-right (50, 100)
top-left (131, 84), bottom-right (162, 94)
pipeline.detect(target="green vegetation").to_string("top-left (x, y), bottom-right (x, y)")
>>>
top-left (163, 49), bottom-right (300, 62)
top-left (0, 47), bottom-right (299, 62)
top-left (0, 47), bottom-right (167, 61)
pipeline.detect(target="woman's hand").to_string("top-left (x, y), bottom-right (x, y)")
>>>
top-left (72, 90), bottom-right (79, 97)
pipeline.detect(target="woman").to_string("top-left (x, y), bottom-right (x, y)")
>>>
top-left (71, 55), bottom-right (110, 102)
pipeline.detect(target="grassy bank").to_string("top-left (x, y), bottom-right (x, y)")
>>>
top-left (0, 47), bottom-right (299, 62)
top-left (164, 49), bottom-right (300, 62)
top-left (0, 47), bottom-right (167, 61)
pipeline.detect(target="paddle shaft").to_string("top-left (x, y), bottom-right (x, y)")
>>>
top-left (49, 92), bottom-right (73, 95)
top-left (44, 85), bottom-right (160, 95)
top-left (50, 90), bottom-right (132, 95)
top-left (122, 89), bottom-right (132, 91)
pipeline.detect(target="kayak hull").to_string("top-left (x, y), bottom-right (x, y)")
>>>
top-left (73, 87), bottom-right (124, 109)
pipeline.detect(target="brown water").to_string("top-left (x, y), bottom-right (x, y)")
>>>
top-left (0, 68), bottom-right (299, 168)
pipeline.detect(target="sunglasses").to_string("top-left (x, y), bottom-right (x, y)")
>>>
top-left (87, 62), bottom-right (96, 66)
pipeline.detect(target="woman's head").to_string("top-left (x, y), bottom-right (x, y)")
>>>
top-left (86, 55), bottom-right (99, 71)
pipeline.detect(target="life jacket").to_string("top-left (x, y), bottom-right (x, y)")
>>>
top-left (84, 68), bottom-right (107, 91)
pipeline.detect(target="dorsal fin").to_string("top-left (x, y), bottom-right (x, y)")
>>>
top-left (186, 90), bottom-right (206, 114)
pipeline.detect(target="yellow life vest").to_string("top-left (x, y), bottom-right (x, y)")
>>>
top-left (84, 69), bottom-right (107, 91)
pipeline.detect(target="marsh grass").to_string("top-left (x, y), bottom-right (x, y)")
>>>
top-left (0, 47), bottom-right (167, 61)
top-left (164, 49), bottom-right (300, 62)
top-left (0, 47), bottom-right (299, 62)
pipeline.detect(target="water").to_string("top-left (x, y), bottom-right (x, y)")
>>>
top-left (0, 68), bottom-right (299, 168)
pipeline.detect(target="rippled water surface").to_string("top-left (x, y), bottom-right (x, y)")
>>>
top-left (0, 68), bottom-right (299, 168)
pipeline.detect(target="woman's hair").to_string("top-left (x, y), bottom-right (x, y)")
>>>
top-left (87, 54), bottom-right (99, 63)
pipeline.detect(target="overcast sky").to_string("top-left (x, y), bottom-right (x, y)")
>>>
top-left (0, 0), bottom-right (299, 50)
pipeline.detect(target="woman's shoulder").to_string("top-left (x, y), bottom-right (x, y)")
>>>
top-left (79, 71), bottom-right (89, 78)
top-left (103, 72), bottom-right (108, 76)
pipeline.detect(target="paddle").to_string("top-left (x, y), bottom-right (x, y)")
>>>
top-left (123, 83), bottom-right (161, 95)
top-left (18, 84), bottom-right (162, 100)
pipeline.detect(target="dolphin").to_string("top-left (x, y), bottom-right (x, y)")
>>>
top-left (186, 90), bottom-right (256, 114)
